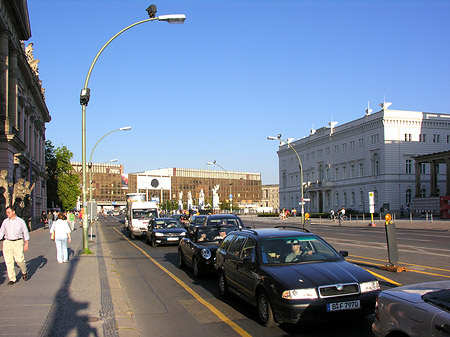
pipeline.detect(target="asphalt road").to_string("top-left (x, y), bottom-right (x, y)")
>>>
top-left (98, 215), bottom-right (450, 337)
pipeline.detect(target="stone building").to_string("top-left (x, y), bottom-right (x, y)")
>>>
top-left (128, 168), bottom-right (262, 210)
top-left (276, 103), bottom-right (450, 216)
top-left (0, 0), bottom-right (50, 224)
top-left (261, 184), bottom-right (279, 211)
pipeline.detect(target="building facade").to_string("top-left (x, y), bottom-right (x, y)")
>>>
top-left (71, 162), bottom-right (126, 206)
top-left (261, 184), bottom-right (279, 211)
top-left (128, 168), bottom-right (262, 209)
top-left (277, 104), bottom-right (450, 216)
top-left (0, 0), bottom-right (50, 224)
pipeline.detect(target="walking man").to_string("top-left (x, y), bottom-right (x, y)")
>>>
top-left (0, 206), bottom-right (29, 285)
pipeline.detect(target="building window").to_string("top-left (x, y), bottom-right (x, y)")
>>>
top-left (282, 172), bottom-right (287, 188)
top-left (371, 134), bottom-right (379, 144)
top-left (343, 192), bottom-right (347, 205)
top-left (342, 143), bottom-right (347, 151)
top-left (447, 135), bottom-right (450, 143)
top-left (326, 147), bottom-right (330, 155)
top-left (336, 192), bottom-right (340, 207)
top-left (419, 134), bottom-right (426, 142)
top-left (420, 188), bottom-right (426, 198)
top-left (406, 188), bottom-right (412, 205)
top-left (421, 163), bottom-right (426, 174)
top-left (406, 159), bottom-right (412, 174)
top-left (318, 149), bottom-right (323, 158)
top-left (359, 163), bottom-right (363, 177)
top-left (351, 165), bottom-right (355, 177)
top-left (335, 167), bottom-right (339, 180)
top-left (360, 190), bottom-right (364, 206)
top-left (350, 141), bottom-right (355, 149)
top-left (343, 166), bottom-right (347, 178)
top-left (359, 138), bottom-right (364, 147)
top-left (335, 145), bottom-right (339, 153)
top-left (433, 134), bottom-right (440, 143)
top-left (374, 190), bottom-right (378, 205)
top-left (351, 191), bottom-right (355, 205)
top-left (372, 154), bottom-right (380, 176)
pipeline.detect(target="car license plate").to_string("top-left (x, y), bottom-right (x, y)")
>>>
top-left (327, 300), bottom-right (360, 312)
top-left (167, 237), bottom-right (179, 241)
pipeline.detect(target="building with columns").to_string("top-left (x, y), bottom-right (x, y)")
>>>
top-left (276, 103), bottom-right (450, 216)
top-left (0, 1), bottom-right (50, 223)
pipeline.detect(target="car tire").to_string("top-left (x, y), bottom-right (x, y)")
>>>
top-left (178, 250), bottom-right (185, 269)
top-left (257, 291), bottom-right (276, 327)
top-left (151, 237), bottom-right (158, 247)
top-left (193, 256), bottom-right (203, 278)
top-left (145, 233), bottom-right (150, 245)
top-left (218, 270), bottom-right (229, 298)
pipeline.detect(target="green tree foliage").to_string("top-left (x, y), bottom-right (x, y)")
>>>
top-left (45, 140), bottom-right (59, 209)
top-left (55, 146), bottom-right (80, 211)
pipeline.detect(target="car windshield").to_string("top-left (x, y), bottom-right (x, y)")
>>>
top-left (196, 227), bottom-right (236, 242)
top-left (154, 219), bottom-right (183, 229)
top-left (208, 218), bottom-right (241, 226)
top-left (133, 209), bottom-right (157, 219)
top-left (260, 236), bottom-right (342, 265)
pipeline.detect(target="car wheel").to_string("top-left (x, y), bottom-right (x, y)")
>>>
top-left (151, 237), bottom-right (158, 247)
top-left (145, 233), bottom-right (150, 244)
top-left (257, 291), bottom-right (276, 327)
top-left (178, 250), bottom-right (186, 269)
top-left (193, 256), bottom-right (203, 278)
top-left (218, 270), bottom-right (229, 298)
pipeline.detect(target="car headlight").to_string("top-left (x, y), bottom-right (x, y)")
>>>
top-left (180, 232), bottom-right (186, 236)
top-left (154, 232), bottom-right (164, 237)
top-left (282, 288), bottom-right (318, 300)
top-left (360, 280), bottom-right (380, 293)
top-left (201, 248), bottom-right (212, 260)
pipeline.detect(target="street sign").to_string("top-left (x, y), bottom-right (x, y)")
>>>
top-left (229, 194), bottom-right (233, 199)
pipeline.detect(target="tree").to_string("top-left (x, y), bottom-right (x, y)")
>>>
top-left (45, 140), bottom-right (59, 209)
top-left (55, 146), bottom-right (80, 211)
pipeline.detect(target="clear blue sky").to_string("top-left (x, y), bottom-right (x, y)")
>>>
top-left (27, 0), bottom-right (450, 184)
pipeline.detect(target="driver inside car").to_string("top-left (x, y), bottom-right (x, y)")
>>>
top-left (285, 239), bottom-right (313, 262)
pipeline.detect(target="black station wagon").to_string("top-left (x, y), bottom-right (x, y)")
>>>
top-left (215, 227), bottom-right (380, 326)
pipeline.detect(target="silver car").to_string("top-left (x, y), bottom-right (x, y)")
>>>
top-left (372, 280), bottom-right (450, 337)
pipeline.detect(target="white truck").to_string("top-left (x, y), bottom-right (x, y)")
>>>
top-left (125, 200), bottom-right (158, 239)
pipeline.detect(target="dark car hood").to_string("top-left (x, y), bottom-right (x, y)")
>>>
top-left (262, 261), bottom-right (375, 289)
top-left (154, 228), bottom-right (186, 234)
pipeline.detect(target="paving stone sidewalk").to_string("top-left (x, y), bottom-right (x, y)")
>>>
top-left (0, 220), bottom-right (138, 337)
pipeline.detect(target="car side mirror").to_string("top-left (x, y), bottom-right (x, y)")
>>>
top-left (339, 250), bottom-right (349, 257)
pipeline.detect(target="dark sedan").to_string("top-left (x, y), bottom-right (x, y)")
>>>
top-left (205, 214), bottom-right (244, 228)
top-left (178, 225), bottom-right (239, 277)
top-left (145, 218), bottom-right (187, 247)
top-left (215, 227), bottom-right (380, 326)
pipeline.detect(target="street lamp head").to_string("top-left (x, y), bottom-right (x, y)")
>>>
top-left (267, 136), bottom-right (277, 140)
top-left (119, 126), bottom-right (132, 131)
top-left (158, 14), bottom-right (186, 24)
top-left (146, 4), bottom-right (157, 18)
top-left (206, 161), bottom-right (213, 166)
top-left (80, 88), bottom-right (91, 106)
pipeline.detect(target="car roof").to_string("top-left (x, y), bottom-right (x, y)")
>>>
top-left (229, 227), bottom-right (315, 239)
top-left (208, 214), bottom-right (240, 219)
top-left (155, 217), bottom-right (180, 221)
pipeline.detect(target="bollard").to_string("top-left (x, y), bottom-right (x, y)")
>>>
top-left (379, 214), bottom-right (407, 272)
top-left (303, 219), bottom-right (311, 231)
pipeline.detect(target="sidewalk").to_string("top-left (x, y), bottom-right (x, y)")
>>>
top-left (0, 220), bottom-right (139, 337)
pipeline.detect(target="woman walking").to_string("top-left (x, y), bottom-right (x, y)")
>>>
top-left (50, 213), bottom-right (71, 263)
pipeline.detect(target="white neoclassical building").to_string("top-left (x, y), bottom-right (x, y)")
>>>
top-left (276, 103), bottom-right (450, 216)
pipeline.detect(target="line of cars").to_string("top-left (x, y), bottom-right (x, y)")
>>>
top-left (123, 213), bottom-right (449, 331)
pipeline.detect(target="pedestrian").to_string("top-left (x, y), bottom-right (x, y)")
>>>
top-left (50, 212), bottom-right (72, 264)
top-left (0, 206), bottom-right (29, 285)
top-left (68, 211), bottom-right (75, 231)
top-left (41, 211), bottom-right (48, 229)
top-left (47, 211), bottom-right (53, 229)
top-left (292, 209), bottom-right (297, 217)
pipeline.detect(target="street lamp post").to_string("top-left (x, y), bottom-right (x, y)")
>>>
top-left (268, 134), bottom-right (305, 225)
top-left (89, 127), bottom-right (131, 205)
top-left (79, 7), bottom-right (186, 252)
top-left (206, 160), bottom-right (232, 213)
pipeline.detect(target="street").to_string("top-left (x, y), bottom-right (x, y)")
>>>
top-left (99, 215), bottom-right (450, 337)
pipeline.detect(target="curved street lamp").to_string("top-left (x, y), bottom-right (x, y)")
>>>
top-left (89, 127), bottom-right (131, 204)
top-left (207, 160), bottom-right (232, 213)
top-left (268, 134), bottom-right (305, 225)
top-left (79, 8), bottom-right (186, 252)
